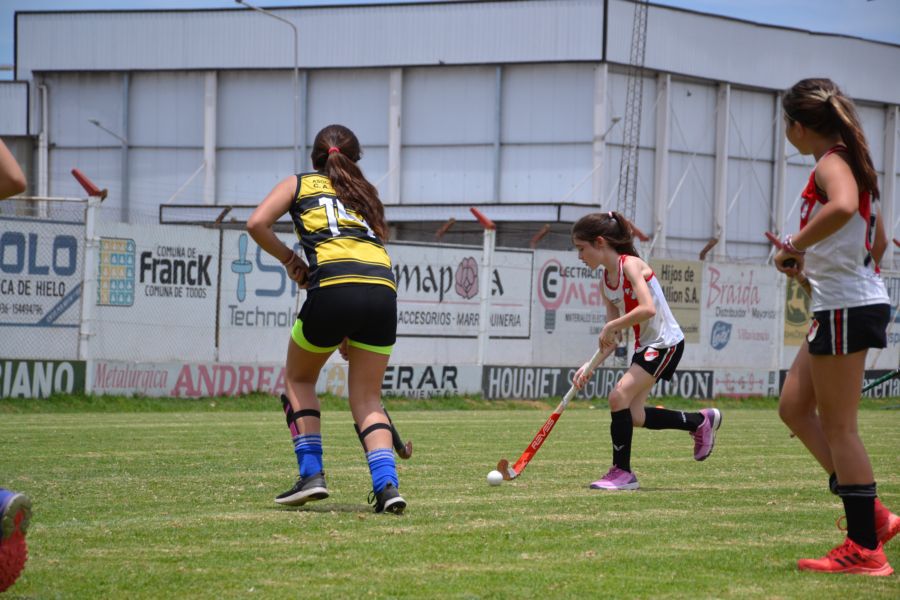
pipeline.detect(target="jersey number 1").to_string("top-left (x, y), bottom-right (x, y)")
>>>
top-left (318, 198), bottom-right (374, 238)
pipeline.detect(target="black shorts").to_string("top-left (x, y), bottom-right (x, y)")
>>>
top-left (292, 284), bottom-right (397, 355)
top-left (631, 340), bottom-right (684, 381)
top-left (807, 303), bottom-right (889, 356)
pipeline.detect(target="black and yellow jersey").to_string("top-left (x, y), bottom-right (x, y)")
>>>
top-left (288, 172), bottom-right (396, 292)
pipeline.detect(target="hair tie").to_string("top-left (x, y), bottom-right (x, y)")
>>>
top-left (328, 146), bottom-right (340, 155)
top-left (608, 211), bottom-right (615, 220)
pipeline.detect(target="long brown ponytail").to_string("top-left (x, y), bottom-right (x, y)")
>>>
top-left (783, 78), bottom-right (880, 199)
top-left (572, 211), bottom-right (639, 257)
top-left (310, 124), bottom-right (389, 240)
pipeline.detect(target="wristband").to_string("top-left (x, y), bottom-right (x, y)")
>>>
top-left (782, 234), bottom-right (805, 256)
top-left (280, 250), bottom-right (296, 266)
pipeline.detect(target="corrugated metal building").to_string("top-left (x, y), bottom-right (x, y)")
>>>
top-left (4, 0), bottom-right (900, 262)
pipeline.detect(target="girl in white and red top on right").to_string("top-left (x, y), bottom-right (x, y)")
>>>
top-left (776, 77), bottom-right (898, 576)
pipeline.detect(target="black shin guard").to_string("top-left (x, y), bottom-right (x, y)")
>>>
top-left (355, 408), bottom-right (412, 459)
top-left (280, 394), bottom-right (320, 437)
top-left (355, 422), bottom-right (394, 452)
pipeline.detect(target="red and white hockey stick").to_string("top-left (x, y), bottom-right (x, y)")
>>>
top-left (764, 231), bottom-right (811, 295)
top-left (497, 346), bottom-right (612, 480)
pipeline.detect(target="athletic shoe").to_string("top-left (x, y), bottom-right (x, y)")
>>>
top-left (589, 466), bottom-right (639, 491)
top-left (0, 490), bottom-right (30, 541)
top-left (797, 537), bottom-right (893, 576)
top-left (838, 499), bottom-right (900, 546)
top-left (875, 499), bottom-right (900, 545)
top-left (368, 483), bottom-right (406, 514)
top-left (0, 489), bottom-right (30, 593)
top-left (274, 472), bottom-right (329, 506)
top-left (692, 408), bottom-right (722, 461)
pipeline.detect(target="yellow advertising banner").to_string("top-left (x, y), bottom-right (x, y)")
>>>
top-left (649, 258), bottom-right (702, 343)
top-left (783, 277), bottom-right (811, 346)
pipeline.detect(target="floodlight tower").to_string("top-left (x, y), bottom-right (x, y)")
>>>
top-left (616, 0), bottom-right (649, 223)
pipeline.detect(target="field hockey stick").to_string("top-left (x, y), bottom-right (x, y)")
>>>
top-left (765, 231), bottom-right (811, 296)
top-left (353, 405), bottom-right (413, 460)
top-left (497, 346), bottom-right (611, 481)
top-left (861, 368), bottom-right (900, 394)
top-left (382, 404), bottom-right (413, 459)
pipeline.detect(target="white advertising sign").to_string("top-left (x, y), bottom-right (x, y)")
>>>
top-left (90, 360), bottom-right (482, 398)
top-left (91, 222), bottom-right (219, 362)
top-left (0, 218), bottom-right (84, 359)
top-left (698, 262), bottom-right (780, 368)
top-left (531, 249), bottom-right (606, 365)
top-left (391, 242), bottom-right (533, 339)
top-left (218, 230), bottom-right (306, 363)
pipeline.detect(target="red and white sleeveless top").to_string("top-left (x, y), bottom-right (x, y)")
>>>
top-left (602, 255), bottom-right (684, 351)
top-left (799, 145), bottom-right (888, 312)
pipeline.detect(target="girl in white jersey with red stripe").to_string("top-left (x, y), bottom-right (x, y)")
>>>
top-left (775, 78), bottom-right (898, 576)
top-left (572, 211), bottom-right (721, 491)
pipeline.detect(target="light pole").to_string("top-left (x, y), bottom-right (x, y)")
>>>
top-left (235, 0), bottom-right (300, 173)
top-left (88, 118), bottom-right (129, 222)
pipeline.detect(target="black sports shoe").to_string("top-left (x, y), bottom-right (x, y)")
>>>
top-left (368, 483), bottom-right (406, 515)
top-left (275, 472), bottom-right (329, 506)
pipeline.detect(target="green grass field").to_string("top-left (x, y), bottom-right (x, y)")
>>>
top-left (1, 398), bottom-right (898, 598)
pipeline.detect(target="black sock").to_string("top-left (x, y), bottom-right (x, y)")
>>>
top-left (829, 472), bottom-right (839, 496)
top-left (643, 407), bottom-right (703, 431)
top-left (837, 483), bottom-right (878, 550)
top-left (610, 409), bottom-right (633, 472)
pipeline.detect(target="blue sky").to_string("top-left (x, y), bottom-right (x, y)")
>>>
top-left (2, 0), bottom-right (899, 79)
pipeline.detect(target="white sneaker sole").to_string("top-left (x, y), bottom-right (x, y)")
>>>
top-left (589, 481), bottom-right (640, 491)
top-left (381, 496), bottom-right (406, 515)
top-left (274, 487), bottom-right (329, 506)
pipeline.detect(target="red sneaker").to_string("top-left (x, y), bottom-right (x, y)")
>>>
top-left (0, 490), bottom-right (31, 593)
top-left (837, 498), bottom-right (900, 546)
top-left (875, 498), bottom-right (900, 545)
top-left (797, 537), bottom-right (893, 576)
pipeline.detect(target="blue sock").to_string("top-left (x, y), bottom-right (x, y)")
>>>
top-left (293, 434), bottom-right (323, 478)
top-left (366, 448), bottom-right (398, 494)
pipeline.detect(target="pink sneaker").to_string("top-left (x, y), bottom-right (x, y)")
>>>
top-left (692, 408), bottom-right (721, 461)
top-left (590, 466), bottom-right (639, 491)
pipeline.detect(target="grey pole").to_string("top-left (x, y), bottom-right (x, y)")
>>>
top-left (235, 0), bottom-right (300, 173)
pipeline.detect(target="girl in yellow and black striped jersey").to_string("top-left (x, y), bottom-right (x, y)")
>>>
top-left (247, 124), bottom-right (405, 514)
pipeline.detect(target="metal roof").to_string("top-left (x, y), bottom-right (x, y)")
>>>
top-left (16, 1), bottom-right (900, 103)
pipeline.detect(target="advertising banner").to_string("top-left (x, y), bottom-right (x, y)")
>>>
top-left (91, 223), bottom-right (219, 362)
top-left (530, 250), bottom-right (605, 364)
top-left (649, 258), bottom-right (702, 344)
top-left (0, 358), bottom-right (85, 398)
top-left (783, 277), bottom-right (812, 346)
top-left (391, 242), bottom-right (533, 339)
top-left (91, 359), bottom-right (481, 398)
top-left (861, 369), bottom-right (900, 399)
top-left (712, 369), bottom-right (777, 398)
top-left (483, 364), bottom-right (714, 400)
top-left (218, 230), bottom-right (306, 363)
top-left (699, 263), bottom-right (779, 368)
top-left (0, 218), bottom-right (84, 359)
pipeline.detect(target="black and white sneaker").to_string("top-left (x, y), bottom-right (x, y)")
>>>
top-left (368, 483), bottom-right (406, 515)
top-left (275, 472), bottom-right (329, 506)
